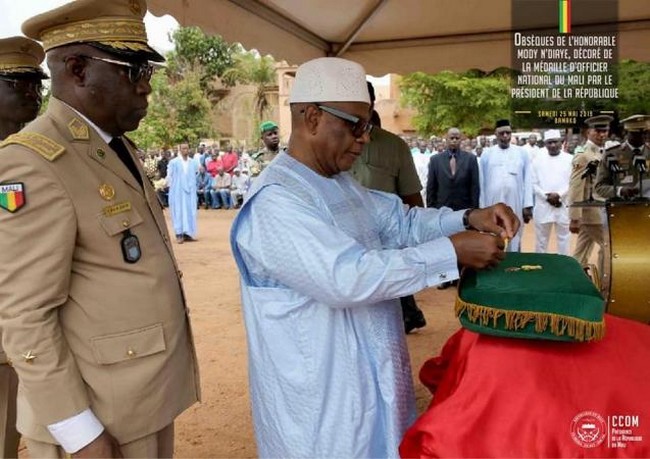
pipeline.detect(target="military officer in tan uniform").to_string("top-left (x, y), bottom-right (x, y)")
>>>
top-left (567, 115), bottom-right (611, 272)
top-left (0, 35), bottom-right (48, 459)
top-left (595, 115), bottom-right (650, 200)
top-left (0, 1), bottom-right (200, 457)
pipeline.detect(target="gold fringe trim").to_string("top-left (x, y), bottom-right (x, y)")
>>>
top-left (455, 297), bottom-right (605, 342)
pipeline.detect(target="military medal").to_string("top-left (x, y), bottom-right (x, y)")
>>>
top-left (0, 182), bottom-right (26, 213)
top-left (505, 265), bottom-right (543, 272)
top-left (120, 229), bottom-right (141, 263)
top-left (99, 183), bottom-right (115, 201)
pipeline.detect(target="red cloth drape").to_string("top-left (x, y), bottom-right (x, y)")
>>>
top-left (400, 314), bottom-right (650, 458)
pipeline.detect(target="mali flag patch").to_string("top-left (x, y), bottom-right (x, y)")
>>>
top-left (0, 183), bottom-right (26, 213)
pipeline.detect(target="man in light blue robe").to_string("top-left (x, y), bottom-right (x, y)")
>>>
top-left (230, 57), bottom-right (520, 458)
top-left (168, 143), bottom-right (199, 243)
top-left (479, 119), bottom-right (534, 252)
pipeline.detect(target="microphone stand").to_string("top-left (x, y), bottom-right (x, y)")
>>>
top-left (581, 160), bottom-right (600, 202)
top-left (634, 154), bottom-right (647, 198)
top-left (606, 155), bottom-right (622, 194)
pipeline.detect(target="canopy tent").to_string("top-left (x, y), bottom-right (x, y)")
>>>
top-left (148, 0), bottom-right (649, 76)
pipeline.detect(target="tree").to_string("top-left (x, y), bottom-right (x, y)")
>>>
top-left (129, 66), bottom-right (212, 149)
top-left (400, 70), bottom-right (511, 137)
top-left (166, 26), bottom-right (241, 88)
top-left (615, 60), bottom-right (650, 118)
top-left (400, 61), bottom-right (650, 136)
top-left (222, 51), bottom-right (276, 119)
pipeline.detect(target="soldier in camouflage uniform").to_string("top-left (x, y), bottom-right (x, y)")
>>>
top-left (250, 120), bottom-right (280, 177)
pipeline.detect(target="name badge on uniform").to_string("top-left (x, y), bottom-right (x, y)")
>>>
top-left (121, 229), bottom-right (141, 263)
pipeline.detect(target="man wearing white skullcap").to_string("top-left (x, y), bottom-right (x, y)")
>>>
top-left (230, 57), bottom-right (520, 458)
top-left (531, 130), bottom-right (574, 255)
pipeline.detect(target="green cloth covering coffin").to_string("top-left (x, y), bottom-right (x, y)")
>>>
top-left (455, 253), bottom-right (605, 342)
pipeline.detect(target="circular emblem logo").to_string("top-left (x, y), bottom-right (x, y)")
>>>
top-left (571, 411), bottom-right (607, 448)
top-left (99, 183), bottom-right (116, 201)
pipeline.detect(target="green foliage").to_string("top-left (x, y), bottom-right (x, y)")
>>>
top-left (401, 61), bottom-right (650, 136)
top-left (616, 60), bottom-right (650, 118)
top-left (222, 51), bottom-right (276, 117)
top-left (400, 70), bottom-right (511, 137)
top-left (129, 67), bottom-right (212, 149)
top-left (166, 26), bottom-right (241, 87)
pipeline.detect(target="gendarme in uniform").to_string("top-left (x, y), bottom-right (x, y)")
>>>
top-left (595, 114), bottom-right (650, 200)
top-left (0, 0), bottom-right (199, 457)
top-left (567, 115), bottom-right (610, 271)
top-left (0, 35), bottom-right (48, 459)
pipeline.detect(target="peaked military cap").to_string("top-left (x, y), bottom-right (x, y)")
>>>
top-left (620, 114), bottom-right (649, 132)
top-left (584, 114), bottom-right (613, 129)
top-left (0, 36), bottom-right (48, 79)
top-left (22, 0), bottom-right (164, 62)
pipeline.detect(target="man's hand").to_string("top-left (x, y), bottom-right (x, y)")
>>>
top-left (522, 207), bottom-right (533, 224)
top-left (569, 219), bottom-right (580, 234)
top-left (620, 187), bottom-right (639, 199)
top-left (467, 204), bottom-right (520, 240)
top-left (450, 231), bottom-right (506, 270)
top-left (72, 431), bottom-right (122, 458)
top-left (546, 192), bottom-right (561, 207)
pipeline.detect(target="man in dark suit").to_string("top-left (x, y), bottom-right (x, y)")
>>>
top-left (427, 127), bottom-right (480, 210)
top-left (427, 127), bottom-right (480, 289)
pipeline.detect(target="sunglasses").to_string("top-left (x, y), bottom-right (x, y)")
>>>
top-left (79, 55), bottom-right (155, 84)
top-left (0, 77), bottom-right (43, 93)
top-left (316, 104), bottom-right (373, 138)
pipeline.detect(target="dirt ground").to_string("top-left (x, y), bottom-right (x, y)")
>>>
top-left (170, 209), bottom-right (578, 458)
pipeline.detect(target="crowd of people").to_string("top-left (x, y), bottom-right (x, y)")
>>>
top-left (137, 121), bottom-right (281, 242)
top-left (1, 0), bottom-right (648, 458)
top-left (381, 115), bottom-right (649, 266)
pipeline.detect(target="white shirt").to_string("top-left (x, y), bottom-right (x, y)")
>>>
top-left (532, 150), bottom-right (573, 224)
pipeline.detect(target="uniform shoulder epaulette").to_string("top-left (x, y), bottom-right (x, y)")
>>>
top-left (0, 132), bottom-right (66, 161)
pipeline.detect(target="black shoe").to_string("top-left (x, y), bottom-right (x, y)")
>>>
top-left (404, 310), bottom-right (427, 334)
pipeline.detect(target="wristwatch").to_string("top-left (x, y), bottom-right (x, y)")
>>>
top-left (462, 208), bottom-right (475, 230)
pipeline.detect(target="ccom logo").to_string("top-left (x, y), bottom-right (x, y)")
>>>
top-left (571, 411), bottom-right (607, 448)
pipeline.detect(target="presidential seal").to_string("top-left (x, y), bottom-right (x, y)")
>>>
top-left (570, 411), bottom-right (607, 448)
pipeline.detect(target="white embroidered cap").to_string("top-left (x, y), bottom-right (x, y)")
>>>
top-left (543, 129), bottom-right (562, 141)
top-left (289, 57), bottom-right (370, 104)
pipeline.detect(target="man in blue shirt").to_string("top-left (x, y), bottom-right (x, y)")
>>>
top-left (231, 57), bottom-right (519, 458)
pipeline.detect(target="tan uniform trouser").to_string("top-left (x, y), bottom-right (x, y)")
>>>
top-left (573, 224), bottom-right (605, 267)
top-left (24, 422), bottom-right (174, 458)
top-left (573, 223), bottom-right (609, 297)
top-left (0, 364), bottom-right (20, 458)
